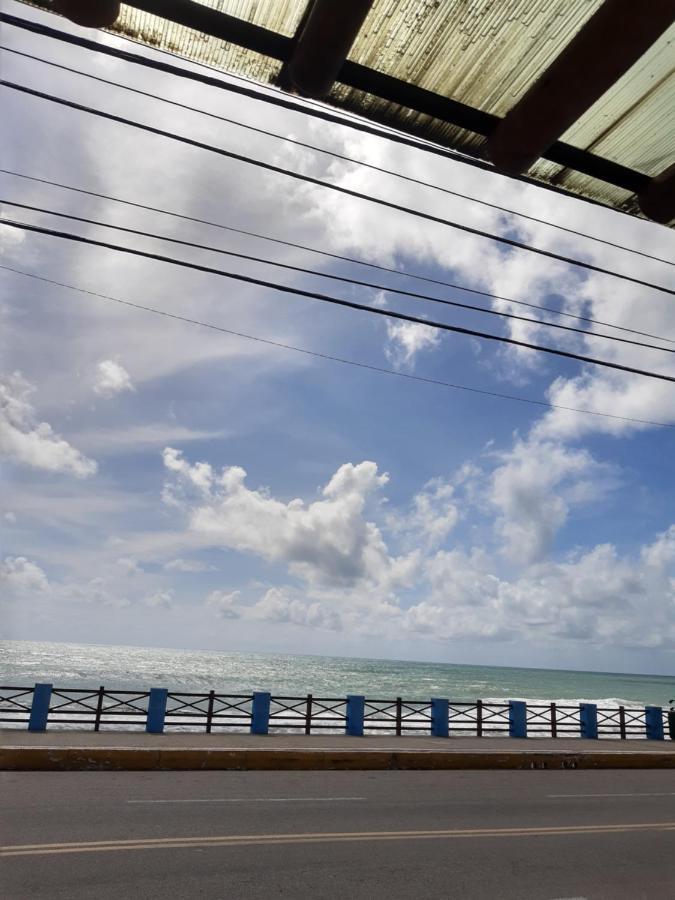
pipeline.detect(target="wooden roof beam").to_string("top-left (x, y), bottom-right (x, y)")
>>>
top-left (53, 1), bottom-right (120, 28)
top-left (486, 0), bottom-right (675, 176)
top-left (280, 0), bottom-right (375, 98)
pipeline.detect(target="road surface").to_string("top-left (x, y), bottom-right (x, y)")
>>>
top-left (3, 769), bottom-right (675, 898)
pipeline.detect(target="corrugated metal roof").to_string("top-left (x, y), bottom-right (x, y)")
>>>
top-left (346, 0), bottom-right (603, 115)
top-left (16, 0), bottom-right (675, 223)
top-left (108, 1), bottom-right (299, 84)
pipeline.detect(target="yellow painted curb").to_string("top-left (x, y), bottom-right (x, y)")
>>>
top-left (2, 746), bottom-right (675, 771)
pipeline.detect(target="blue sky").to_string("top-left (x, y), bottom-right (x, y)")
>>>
top-left (1, 2), bottom-right (675, 674)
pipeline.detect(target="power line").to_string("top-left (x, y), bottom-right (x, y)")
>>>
top-left (6, 198), bottom-right (672, 357)
top-left (4, 44), bottom-right (670, 268)
top-left (5, 217), bottom-right (675, 385)
top-left (4, 169), bottom-right (671, 346)
top-left (2, 262), bottom-right (672, 430)
top-left (0, 12), bottom-right (596, 205)
top-left (5, 9), bottom-right (656, 227)
top-left (3, 79), bottom-right (674, 299)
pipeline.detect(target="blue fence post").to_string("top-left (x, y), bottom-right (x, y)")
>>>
top-left (431, 698), bottom-right (449, 737)
top-left (346, 695), bottom-right (365, 736)
top-left (579, 703), bottom-right (598, 739)
top-left (645, 706), bottom-right (664, 740)
top-left (508, 701), bottom-right (527, 738)
top-left (251, 691), bottom-right (271, 735)
top-left (146, 688), bottom-right (168, 734)
top-left (28, 683), bottom-right (52, 732)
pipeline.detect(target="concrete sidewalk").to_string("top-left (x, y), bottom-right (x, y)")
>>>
top-left (2, 730), bottom-right (674, 770)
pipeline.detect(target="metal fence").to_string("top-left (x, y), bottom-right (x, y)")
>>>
top-left (0, 684), bottom-right (669, 740)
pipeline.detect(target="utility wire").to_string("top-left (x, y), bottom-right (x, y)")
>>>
top-left (3, 79), bottom-right (674, 299)
top-left (2, 263), bottom-right (672, 430)
top-left (6, 198), bottom-right (672, 357)
top-left (0, 15), bottom-right (555, 183)
top-left (4, 217), bottom-right (675, 385)
top-left (0, 10), bottom-right (646, 224)
top-left (4, 45), bottom-right (670, 268)
top-left (4, 169), bottom-right (671, 346)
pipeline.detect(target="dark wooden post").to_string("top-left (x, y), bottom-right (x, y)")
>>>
top-left (94, 685), bottom-right (105, 731)
top-left (206, 690), bottom-right (215, 734)
top-left (305, 693), bottom-right (313, 735)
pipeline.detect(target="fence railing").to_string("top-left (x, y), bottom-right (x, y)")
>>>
top-left (0, 684), bottom-right (670, 740)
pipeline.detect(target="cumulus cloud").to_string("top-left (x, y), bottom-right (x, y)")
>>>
top-left (156, 445), bottom-right (675, 650)
top-left (0, 373), bottom-right (96, 477)
top-left (93, 359), bottom-right (135, 398)
top-left (402, 532), bottom-right (675, 647)
top-left (205, 589), bottom-right (241, 619)
top-left (0, 556), bottom-right (50, 596)
top-left (490, 438), bottom-right (610, 564)
top-left (249, 587), bottom-right (343, 631)
top-left (142, 589), bottom-right (173, 609)
top-left (162, 449), bottom-right (402, 587)
top-left (385, 320), bottom-right (441, 369)
top-left (390, 478), bottom-right (459, 548)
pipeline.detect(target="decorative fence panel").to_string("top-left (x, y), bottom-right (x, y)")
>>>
top-left (0, 684), bottom-right (670, 740)
top-left (164, 692), bottom-right (253, 732)
top-left (597, 705), bottom-right (646, 739)
top-left (0, 686), bottom-right (34, 726)
top-left (49, 688), bottom-right (150, 730)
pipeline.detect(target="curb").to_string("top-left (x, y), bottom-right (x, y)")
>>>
top-left (3, 746), bottom-right (675, 771)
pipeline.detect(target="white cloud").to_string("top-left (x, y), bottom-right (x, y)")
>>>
top-left (72, 423), bottom-right (226, 454)
top-left (93, 359), bottom-right (135, 398)
top-left (401, 533), bottom-right (675, 648)
top-left (0, 556), bottom-right (50, 596)
top-left (385, 320), bottom-right (441, 369)
top-left (205, 589), bottom-right (241, 619)
top-left (142, 589), bottom-right (173, 609)
top-left (163, 450), bottom-right (400, 587)
top-left (490, 438), bottom-right (610, 564)
top-left (249, 587), bottom-right (343, 631)
top-left (389, 478), bottom-right (459, 549)
top-left (0, 372), bottom-right (96, 477)
top-left (165, 558), bottom-right (214, 573)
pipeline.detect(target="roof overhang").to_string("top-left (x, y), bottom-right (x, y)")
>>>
top-left (17, 0), bottom-right (675, 226)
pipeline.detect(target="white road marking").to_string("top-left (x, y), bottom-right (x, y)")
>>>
top-left (549, 792), bottom-right (675, 798)
top-left (128, 797), bottom-right (366, 804)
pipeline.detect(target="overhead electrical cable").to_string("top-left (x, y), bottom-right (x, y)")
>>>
top-left (0, 15), bottom-right (560, 180)
top-left (2, 263), bottom-right (672, 430)
top-left (6, 198), bottom-right (672, 356)
top-left (0, 10), bottom-right (647, 223)
top-left (4, 217), bottom-right (675, 385)
top-left (3, 45), bottom-right (670, 267)
top-left (3, 83), bottom-right (673, 298)
top-left (3, 169), bottom-right (671, 346)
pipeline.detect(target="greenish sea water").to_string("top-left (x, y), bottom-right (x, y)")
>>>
top-left (1, 640), bottom-right (673, 707)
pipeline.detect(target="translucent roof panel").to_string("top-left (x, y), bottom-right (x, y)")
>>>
top-left (15, 0), bottom-right (675, 223)
top-left (347, 0), bottom-right (604, 116)
top-left (556, 22), bottom-right (675, 177)
top-left (106, 0), bottom-right (305, 84)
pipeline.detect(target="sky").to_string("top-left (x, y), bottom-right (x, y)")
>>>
top-left (1, 2), bottom-right (675, 675)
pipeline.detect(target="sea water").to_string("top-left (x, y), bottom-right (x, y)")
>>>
top-left (1, 640), bottom-right (672, 707)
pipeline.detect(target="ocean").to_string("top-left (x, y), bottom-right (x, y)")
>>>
top-left (1, 640), bottom-right (673, 708)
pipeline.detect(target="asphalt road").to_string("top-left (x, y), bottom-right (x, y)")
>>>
top-left (3, 769), bottom-right (675, 899)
